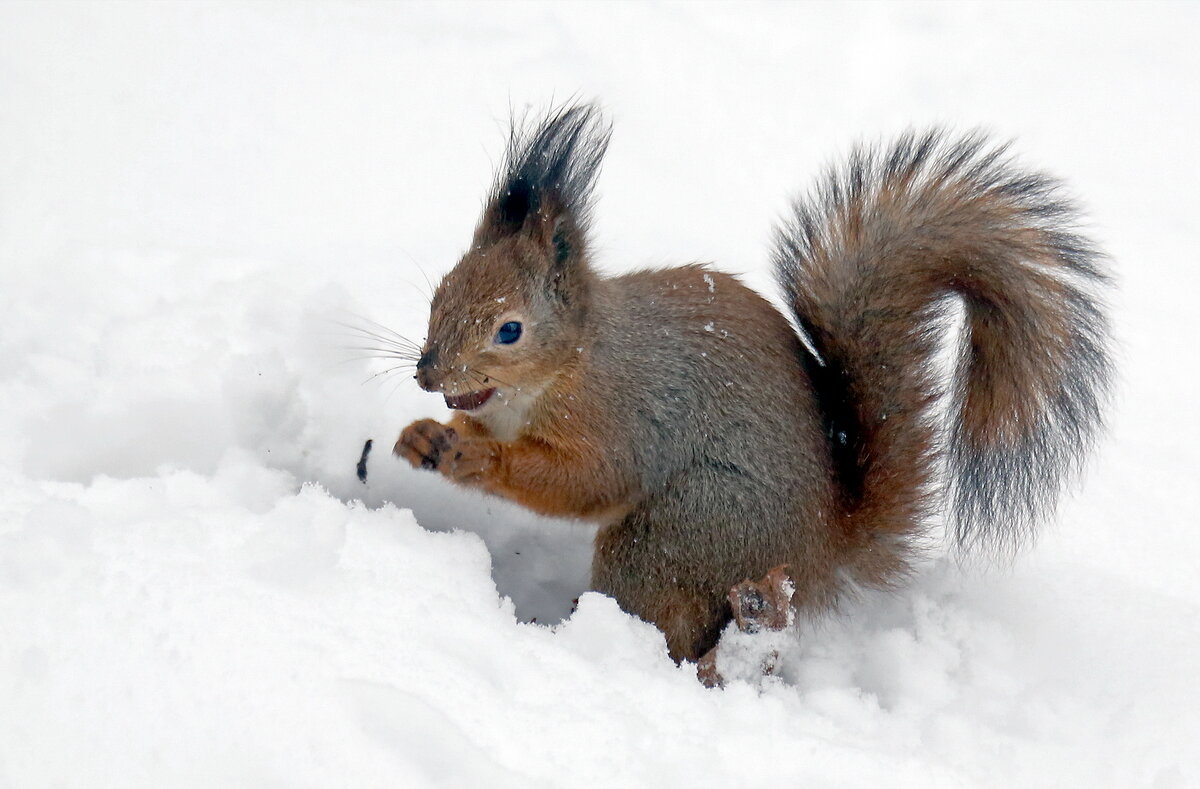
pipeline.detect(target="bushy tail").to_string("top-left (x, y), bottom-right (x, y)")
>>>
top-left (773, 130), bottom-right (1112, 559)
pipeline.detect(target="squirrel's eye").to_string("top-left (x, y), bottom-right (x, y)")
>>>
top-left (495, 321), bottom-right (523, 345)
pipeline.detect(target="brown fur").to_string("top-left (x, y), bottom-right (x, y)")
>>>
top-left (393, 107), bottom-right (1111, 662)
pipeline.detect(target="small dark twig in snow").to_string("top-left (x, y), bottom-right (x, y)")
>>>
top-left (357, 439), bottom-right (373, 483)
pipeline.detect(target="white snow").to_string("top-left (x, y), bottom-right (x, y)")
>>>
top-left (2, 2), bottom-right (1198, 787)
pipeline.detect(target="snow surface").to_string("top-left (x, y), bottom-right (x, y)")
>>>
top-left (2, 2), bottom-right (1199, 786)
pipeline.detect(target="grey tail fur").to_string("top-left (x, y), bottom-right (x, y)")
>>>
top-left (774, 130), bottom-right (1112, 555)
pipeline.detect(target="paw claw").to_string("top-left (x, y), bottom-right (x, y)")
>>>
top-left (729, 565), bottom-right (793, 634)
top-left (396, 418), bottom-right (457, 471)
top-left (395, 420), bottom-right (497, 485)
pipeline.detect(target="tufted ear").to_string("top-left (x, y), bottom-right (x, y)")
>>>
top-left (494, 176), bottom-right (539, 236)
top-left (541, 212), bottom-right (584, 303)
top-left (486, 194), bottom-right (583, 305)
top-left (474, 103), bottom-right (610, 261)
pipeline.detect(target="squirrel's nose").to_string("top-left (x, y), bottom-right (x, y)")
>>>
top-left (415, 347), bottom-right (438, 391)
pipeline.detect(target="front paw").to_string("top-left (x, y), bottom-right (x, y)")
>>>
top-left (442, 438), bottom-right (499, 484)
top-left (394, 419), bottom-right (457, 470)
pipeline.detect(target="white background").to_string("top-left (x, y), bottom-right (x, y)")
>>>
top-left (1, 2), bottom-right (1197, 786)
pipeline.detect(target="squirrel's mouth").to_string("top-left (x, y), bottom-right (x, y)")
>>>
top-left (444, 387), bottom-right (496, 411)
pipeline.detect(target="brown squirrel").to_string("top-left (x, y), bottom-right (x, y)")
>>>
top-left (393, 104), bottom-right (1111, 664)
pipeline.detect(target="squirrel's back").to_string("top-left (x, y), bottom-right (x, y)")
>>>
top-left (585, 264), bottom-right (849, 634)
top-left (589, 264), bottom-right (828, 491)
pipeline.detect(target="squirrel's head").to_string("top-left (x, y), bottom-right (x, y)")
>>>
top-left (416, 103), bottom-right (612, 424)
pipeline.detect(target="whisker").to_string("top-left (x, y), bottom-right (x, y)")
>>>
top-left (329, 354), bottom-right (416, 369)
top-left (342, 355), bottom-right (417, 367)
top-left (466, 367), bottom-right (518, 390)
top-left (337, 331), bottom-right (423, 355)
top-left (335, 318), bottom-right (424, 353)
top-left (362, 362), bottom-right (419, 385)
top-left (340, 345), bottom-right (421, 360)
top-left (463, 370), bottom-right (491, 389)
top-left (348, 315), bottom-right (424, 346)
top-left (383, 369), bottom-right (418, 406)
top-left (398, 249), bottom-right (437, 302)
top-left (463, 370), bottom-right (522, 415)
top-left (333, 335), bottom-right (422, 362)
top-left (395, 277), bottom-right (433, 303)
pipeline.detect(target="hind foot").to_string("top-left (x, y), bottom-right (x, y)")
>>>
top-left (698, 565), bottom-right (794, 688)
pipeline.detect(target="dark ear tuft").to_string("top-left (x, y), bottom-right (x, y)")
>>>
top-left (480, 102), bottom-right (612, 243)
top-left (497, 177), bottom-right (538, 231)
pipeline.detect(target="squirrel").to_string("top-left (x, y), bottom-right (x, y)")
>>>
top-left (393, 103), bottom-right (1112, 665)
